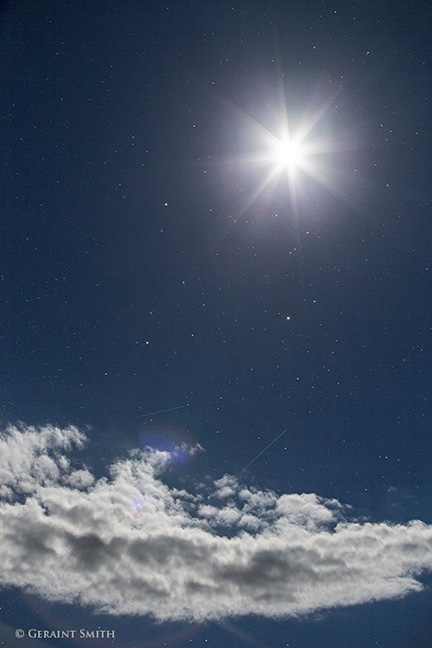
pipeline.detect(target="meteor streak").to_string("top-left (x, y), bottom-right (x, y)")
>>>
top-left (243, 428), bottom-right (289, 471)
top-left (137, 404), bottom-right (190, 418)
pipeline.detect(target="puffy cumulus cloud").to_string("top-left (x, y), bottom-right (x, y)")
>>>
top-left (0, 424), bottom-right (90, 498)
top-left (1, 424), bottom-right (432, 622)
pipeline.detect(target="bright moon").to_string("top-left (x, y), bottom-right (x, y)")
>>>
top-left (227, 98), bottom-right (352, 220)
top-left (272, 138), bottom-right (304, 169)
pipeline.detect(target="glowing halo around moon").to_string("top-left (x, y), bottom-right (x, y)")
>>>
top-left (252, 123), bottom-right (331, 206)
top-left (223, 99), bottom-right (354, 224)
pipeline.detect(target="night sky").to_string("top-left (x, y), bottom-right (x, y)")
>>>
top-left (1, 1), bottom-right (432, 647)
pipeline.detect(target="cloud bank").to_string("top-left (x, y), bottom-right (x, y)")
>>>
top-left (1, 423), bottom-right (432, 621)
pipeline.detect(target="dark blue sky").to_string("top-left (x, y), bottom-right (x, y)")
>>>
top-left (1, 1), bottom-right (432, 647)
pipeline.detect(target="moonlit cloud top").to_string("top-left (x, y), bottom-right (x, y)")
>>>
top-left (1, 424), bottom-right (432, 622)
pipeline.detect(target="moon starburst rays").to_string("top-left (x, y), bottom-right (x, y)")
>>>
top-left (228, 102), bottom-right (354, 220)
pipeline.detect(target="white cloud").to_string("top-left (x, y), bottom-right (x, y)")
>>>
top-left (1, 423), bottom-right (432, 622)
top-left (0, 424), bottom-right (85, 498)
